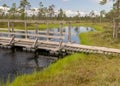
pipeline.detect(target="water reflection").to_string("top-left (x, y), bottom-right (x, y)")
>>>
top-left (0, 48), bottom-right (56, 82)
top-left (26, 52), bottom-right (39, 69)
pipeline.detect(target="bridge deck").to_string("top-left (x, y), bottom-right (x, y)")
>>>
top-left (0, 37), bottom-right (120, 56)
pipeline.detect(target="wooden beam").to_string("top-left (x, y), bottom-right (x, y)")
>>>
top-left (32, 38), bottom-right (38, 48)
top-left (8, 21), bottom-right (10, 37)
top-left (46, 22), bottom-right (49, 41)
top-left (24, 21), bottom-right (27, 39)
top-left (8, 35), bottom-right (15, 45)
top-left (35, 22), bottom-right (38, 34)
top-left (0, 19), bottom-right (68, 24)
top-left (68, 22), bottom-right (71, 43)
top-left (0, 32), bottom-right (64, 39)
top-left (11, 22), bottom-right (14, 32)
top-left (60, 23), bottom-right (63, 36)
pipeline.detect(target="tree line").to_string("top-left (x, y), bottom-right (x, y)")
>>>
top-left (100, 0), bottom-right (120, 38)
top-left (0, 0), bottom-right (108, 22)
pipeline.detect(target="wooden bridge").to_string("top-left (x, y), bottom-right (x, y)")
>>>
top-left (0, 35), bottom-right (120, 56)
top-left (0, 20), bottom-right (120, 56)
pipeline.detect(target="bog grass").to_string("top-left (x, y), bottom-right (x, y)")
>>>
top-left (7, 54), bottom-right (120, 86)
top-left (80, 23), bottom-right (120, 48)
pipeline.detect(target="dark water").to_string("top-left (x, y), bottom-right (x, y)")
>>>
top-left (0, 26), bottom-right (94, 82)
top-left (0, 48), bottom-right (56, 82)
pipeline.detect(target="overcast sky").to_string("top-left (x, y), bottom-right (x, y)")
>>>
top-left (0, 0), bottom-right (113, 16)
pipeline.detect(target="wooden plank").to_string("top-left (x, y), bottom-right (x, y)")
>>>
top-left (0, 32), bottom-right (64, 39)
top-left (68, 22), bottom-right (71, 42)
top-left (0, 36), bottom-right (120, 55)
top-left (32, 38), bottom-right (38, 48)
top-left (0, 19), bottom-right (67, 24)
top-left (0, 28), bottom-right (76, 35)
top-left (66, 43), bottom-right (120, 53)
top-left (24, 21), bottom-right (27, 39)
top-left (8, 35), bottom-right (15, 45)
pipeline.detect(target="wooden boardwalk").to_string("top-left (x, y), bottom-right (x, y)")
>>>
top-left (0, 20), bottom-right (120, 56)
top-left (0, 36), bottom-right (120, 56)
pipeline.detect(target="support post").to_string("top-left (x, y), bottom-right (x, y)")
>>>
top-left (68, 22), bottom-right (71, 43)
top-left (46, 22), bottom-right (49, 41)
top-left (24, 21), bottom-right (27, 39)
top-left (32, 38), bottom-right (38, 48)
top-left (8, 35), bottom-right (15, 46)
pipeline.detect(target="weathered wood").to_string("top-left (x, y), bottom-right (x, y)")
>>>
top-left (0, 32), bottom-right (64, 39)
top-left (24, 21), bottom-right (27, 39)
top-left (0, 28), bottom-right (76, 35)
top-left (32, 38), bottom-right (38, 48)
top-left (11, 22), bottom-right (14, 32)
top-left (0, 19), bottom-right (67, 24)
top-left (60, 23), bottom-right (63, 36)
top-left (8, 35), bottom-right (15, 45)
top-left (46, 22), bottom-right (49, 41)
top-left (35, 22), bottom-right (38, 34)
top-left (8, 21), bottom-right (10, 37)
top-left (68, 22), bottom-right (71, 43)
top-left (0, 36), bottom-right (120, 56)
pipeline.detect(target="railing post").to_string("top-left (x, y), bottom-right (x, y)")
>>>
top-left (46, 22), bottom-right (49, 41)
top-left (11, 22), bottom-right (14, 36)
top-left (24, 21), bottom-right (27, 39)
top-left (68, 22), bottom-right (71, 43)
top-left (11, 22), bottom-right (14, 32)
top-left (60, 23), bottom-right (63, 41)
top-left (60, 23), bottom-right (63, 36)
top-left (8, 21), bottom-right (10, 37)
top-left (35, 22), bottom-right (38, 34)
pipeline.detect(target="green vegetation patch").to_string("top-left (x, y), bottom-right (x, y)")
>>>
top-left (7, 53), bottom-right (120, 86)
top-left (79, 23), bottom-right (120, 48)
top-left (8, 53), bottom-right (85, 86)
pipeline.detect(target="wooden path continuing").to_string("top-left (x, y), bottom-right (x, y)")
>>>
top-left (0, 36), bottom-right (120, 56)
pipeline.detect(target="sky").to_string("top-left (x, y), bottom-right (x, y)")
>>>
top-left (0, 0), bottom-right (113, 16)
